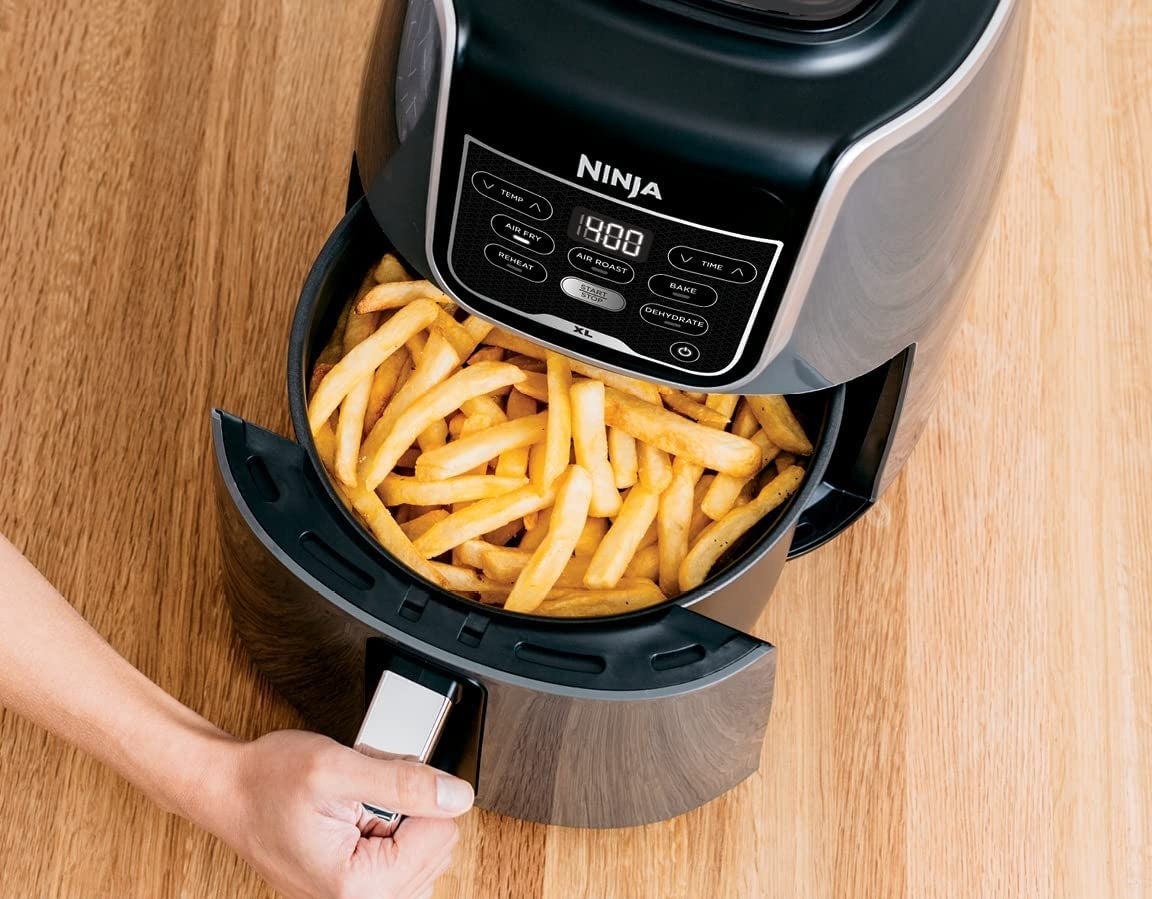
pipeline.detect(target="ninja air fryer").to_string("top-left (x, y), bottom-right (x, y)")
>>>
top-left (213, 0), bottom-right (1029, 827)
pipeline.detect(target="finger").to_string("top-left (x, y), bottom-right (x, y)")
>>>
top-left (328, 752), bottom-right (474, 818)
top-left (399, 840), bottom-right (455, 899)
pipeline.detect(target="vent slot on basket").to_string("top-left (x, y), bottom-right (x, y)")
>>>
top-left (299, 532), bottom-right (373, 591)
top-left (514, 642), bottom-right (606, 674)
top-left (651, 644), bottom-right (707, 671)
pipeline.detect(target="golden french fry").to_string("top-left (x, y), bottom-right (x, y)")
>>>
top-left (416, 417), bottom-right (449, 452)
top-left (584, 485), bottom-right (661, 589)
top-left (357, 279), bottom-right (453, 313)
top-left (574, 517), bottom-right (608, 556)
top-left (461, 394), bottom-right (507, 421)
top-left (466, 346), bottom-right (504, 365)
top-left (373, 252), bottom-right (411, 284)
top-left (482, 519), bottom-right (524, 546)
top-left (405, 330), bottom-right (427, 365)
top-left (394, 447), bottom-right (420, 469)
top-left (657, 460), bottom-right (704, 595)
top-left (360, 362), bottom-right (527, 489)
top-left (535, 579), bottom-right (666, 618)
top-left (704, 393), bottom-right (740, 424)
top-left (416, 412), bottom-right (548, 481)
top-left (381, 475), bottom-right (529, 506)
top-left (775, 452), bottom-right (797, 474)
top-left (569, 379), bottom-right (622, 518)
top-left (730, 399), bottom-right (759, 438)
top-left (604, 388), bottom-right (761, 478)
top-left (505, 466), bottom-right (593, 613)
top-left (428, 562), bottom-right (505, 594)
top-left (746, 395), bottom-right (814, 455)
top-left (623, 543), bottom-right (660, 581)
top-left (413, 481), bottom-right (554, 559)
top-left (660, 390), bottom-right (729, 427)
top-left (307, 299), bottom-right (440, 432)
top-left (701, 431), bottom-right (781, 519)
top-left (399, 509), bottom-right (450, 541)
top-left (502, 354), bottom-right (547, 372)
top-left (481, 327), bottom-right (545, 359)
top-left (679, 465), bottom-right (806, 591)
top-left (511, 370), bottom-right (548, 402)
top-left (454, 539), bottom-right (496, 569)
top-left (637, 441), bottom-right (673, 491)
top-left (607, 427), bottom-right (638, 490)
top-left (333, 308), bottom-right (383, 486)
top-left (494, 391), bottom-right (537, 479)
top-left (518, 505), bottom-right (551, 552)
top-left (537, 352), bottom-right (572, 490)
top-left (432, 309), bottom-right (476, 358)
top-left (363, 347), bottom-right (410, 437)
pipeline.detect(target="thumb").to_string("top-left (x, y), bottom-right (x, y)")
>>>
top-left (329, 752), bottom-right (474, 818)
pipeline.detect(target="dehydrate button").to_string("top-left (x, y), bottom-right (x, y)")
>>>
top-left (639, 303), bottom-right (709, 336)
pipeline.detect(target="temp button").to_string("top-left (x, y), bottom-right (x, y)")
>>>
top-left (639, 302), bottom-right (709, 336)
top-left (648, 274), bottom-right (717, 308)
top-left (561, 276), bottom-right (626, 312)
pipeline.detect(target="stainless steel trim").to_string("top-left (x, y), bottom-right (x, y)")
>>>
top-left (355, 670), bottom-right (454, 837)
top-left (738, 0), bottom-right (1020, 390)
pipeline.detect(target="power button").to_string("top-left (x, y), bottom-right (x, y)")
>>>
top-left (669, 342), bottom-right (701, 364)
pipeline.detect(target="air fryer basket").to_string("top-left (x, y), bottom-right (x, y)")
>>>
top-left (287, 199), bottom-right (842, 622)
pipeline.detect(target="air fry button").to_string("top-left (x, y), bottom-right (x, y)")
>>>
top-left (472, 171), bottom-right (553, 220)
top-left (639, 303), bottom-right (709, 337)
top-left (668, 246), bottom-right (757, 284)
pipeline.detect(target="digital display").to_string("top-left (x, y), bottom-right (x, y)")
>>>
top-left (567, 207), bottom-right (654, 263)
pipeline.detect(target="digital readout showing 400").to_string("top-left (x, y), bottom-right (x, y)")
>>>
top-left (567, 207), bottom-right (654, 263)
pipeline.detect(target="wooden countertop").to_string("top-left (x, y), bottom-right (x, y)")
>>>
top-left (1, 2), bottom-right (1148, 897)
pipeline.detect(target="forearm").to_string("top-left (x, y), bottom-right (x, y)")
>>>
top-left (0, 534), bottom-right (236, 826)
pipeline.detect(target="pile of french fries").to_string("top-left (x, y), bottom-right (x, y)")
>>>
top-left (306, 254), bottom-right (813, 618)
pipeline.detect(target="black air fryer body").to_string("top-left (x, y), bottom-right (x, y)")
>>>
top-left (214, 0), bottom-right (1028, 827)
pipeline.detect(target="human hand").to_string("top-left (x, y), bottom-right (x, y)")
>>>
top-left (200, 730), bottom-right (473, 899)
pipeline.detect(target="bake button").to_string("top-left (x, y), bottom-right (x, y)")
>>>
top-left (639, 303), bottom-right (709, 337)
top-left (648, 273), bottom-right (717, 308)
top-left (491, 214), bottom-right (555, 255)
top-left (668, 246), bottom-right (757, 284)
top-left (669, 342), bottom-right (701, 364)
top-left (484, 243), bottom-right (548, 283)
top-left (472, 171), bottom-right (553, 220)
top-left (560, 276), bottom-right (626, 312)
top-left (567, 247), bottom-right (635, 284)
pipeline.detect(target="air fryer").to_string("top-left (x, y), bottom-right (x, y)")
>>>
top-left (214, 0), bottom-right (1029, 827)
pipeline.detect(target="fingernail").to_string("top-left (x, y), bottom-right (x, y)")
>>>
top-left (436, 775), bottom-right (474, 813)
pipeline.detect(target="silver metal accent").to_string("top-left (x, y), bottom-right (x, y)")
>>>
top-left (560, 276), bottom-right (627, 312)
top-left (354, 670), bottom-right (454, 837)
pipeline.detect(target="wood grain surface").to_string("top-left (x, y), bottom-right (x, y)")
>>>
top-left (1, 1), bottom-right (1149, 898)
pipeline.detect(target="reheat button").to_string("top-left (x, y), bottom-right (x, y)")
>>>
top-left (639, 303), bottom-right (709, 337)
top-left (484, 244), bottom-right (548, 283)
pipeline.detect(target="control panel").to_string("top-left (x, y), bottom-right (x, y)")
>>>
top-left (443, 137), bottom-right (785, 380)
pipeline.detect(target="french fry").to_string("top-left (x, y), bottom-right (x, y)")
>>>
top-left (494, 391), bottom-right (537, 479)
top-left (466, 346), bottom-right (504, 365)
top-left (381, 475), bottom-right (529, 506)
top-left (679, 465), bottom-right (806, 591)
top-left (417, 412), bottom-right (547, 481)
top-left (483, 519), bottom-right (524, 546)
top-left (604, 388), bottom-right (761, 478)
top-left (400, 509), bottom-right (450, 541)
top-left (574, 517), bottom-right (608, 556)
top-left (503, 354), bottom-right (546, 372)
top-left (307, 299), bottom-right (440, 432)
top-left (432, 309), bottom-right (479, 359)
top-left (333, 307), bottom-right (382, 486)
top-left (412, 481), bottom-right (554, 559)
top-left (623, 543), bottom-right (660, 581)
top-left (535, 580), bottom-right (666, 618)
top-left (395, 447), bottom-right (420, 469)
top-left (705, 393), bottom-right (740, 424)
top-left (569, 379), bottom-right (622, 518)
top-left (518, 505), bottom-right (551, 552)
top-left (775, 452), bottom-right (797, 474)
top-left (405, 330), bottom-right (427, 365)
top-left (537, 352), bottom-right (573, 490)
top-left (360, 362), bottom-right (527, 490)
top-left (357, 279), bottom-right (453, 313)
top-left (373, 252), bottom-right (411, 284)
top-left (730, 399), bottom-right (759, 438)
top-left (701, 431), bottom-right (781, 520)
top-left (584, 485), bottom-right (661, 589)
top-left (607, 427), bottom-right (638, 490)
top-left (657, 460), bottom-right (704, 595)
top-left (461, 394), bottom-right (508, 422)
top-left (746, 395), bottom-right (814, 455)
top-left (504, 466), bottom-right (593, 613)
top-left (363, 347), bottom-right (410, 436)
top-left (416, 417), bottom-right (449, 452)
top-left (637, 441), bottom-right (673, 491)
top-left (660, 390), bottom-right (729, 427)
top-left (429, 562), bottom-right (505, 595)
